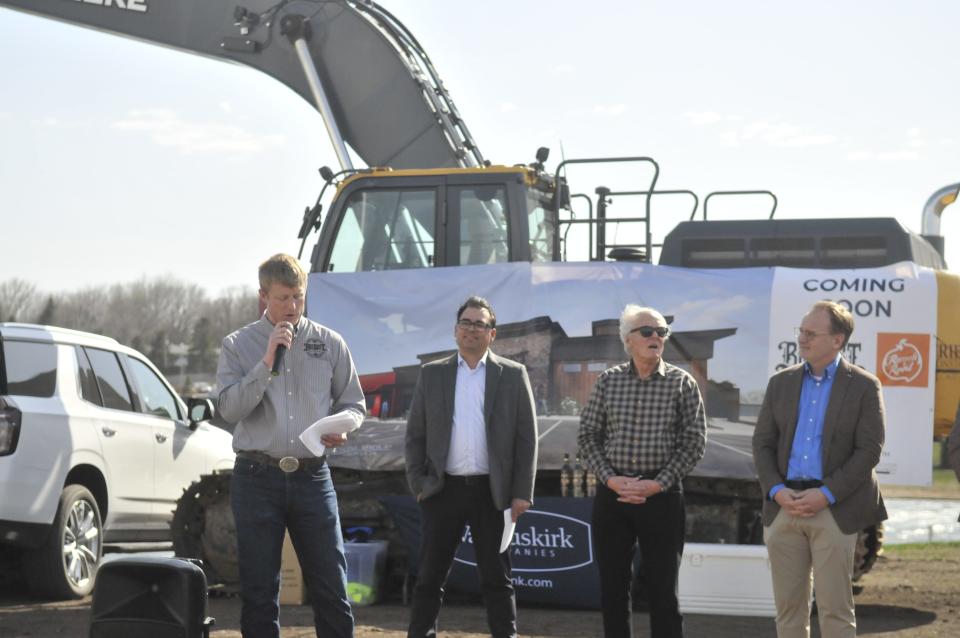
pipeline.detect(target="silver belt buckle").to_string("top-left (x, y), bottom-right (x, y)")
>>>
top-left (278, 456), bottom-right (300, 473)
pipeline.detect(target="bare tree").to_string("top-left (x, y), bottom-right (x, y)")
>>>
top-left (35, 296), bottom-right (56, 325)
top-left (206, 285), bottom-right (260, 341)
top-left (148, 330), bottom-right (170, 372)
top-left (2, 277), bottom-right (258, 376)
top-left (0, 279), bottom-right (41, 322)
top-left (101, 277), bottom-right (207, 346)
top-left (52, 286), bottom-right (111, 335)
top-left (188, 316), bottom-right (217, 372)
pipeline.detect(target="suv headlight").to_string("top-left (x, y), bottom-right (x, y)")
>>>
top-left (0, 401), bottom-right (22, 455)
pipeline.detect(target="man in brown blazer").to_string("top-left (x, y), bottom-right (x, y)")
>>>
top-left (405, 296), bottom-right (538, 638)
top-left (753, 300), bottom-right (886, 638)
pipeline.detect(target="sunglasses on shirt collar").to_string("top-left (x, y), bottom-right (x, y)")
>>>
top-left (630, 326), bottom-right (670, 338)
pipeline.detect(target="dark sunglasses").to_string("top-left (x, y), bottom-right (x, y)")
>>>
top-left (630, 326), bottom-right (670, 338)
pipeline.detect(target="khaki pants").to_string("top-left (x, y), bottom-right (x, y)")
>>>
top-left (764, 508), bottom-right (857, 638)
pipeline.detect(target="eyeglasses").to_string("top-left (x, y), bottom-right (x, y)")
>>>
top-left (794, 328), bottom-right (833, 340)
top-left (630, 326), bottom-right (670, 338)
top-left (457, 319), bottom-right (493, 331)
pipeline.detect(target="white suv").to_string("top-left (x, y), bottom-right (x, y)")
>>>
top-left (0, 323), bottom-right (235, 598)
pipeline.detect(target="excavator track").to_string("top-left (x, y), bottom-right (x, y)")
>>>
top-left (853, 523), bottom-right (884, 582)
top-left (171, 469), bottom-right (240, 591)
top-left (170, 468), bottom-right (886, 596)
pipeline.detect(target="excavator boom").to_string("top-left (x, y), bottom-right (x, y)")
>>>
top-left (0, 0), bottom-right (483, 169)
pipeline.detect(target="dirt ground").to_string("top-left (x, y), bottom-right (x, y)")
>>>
top-left (1, 544), bottom-right (957, 638)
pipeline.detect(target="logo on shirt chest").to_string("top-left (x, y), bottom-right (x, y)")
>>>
top-left (304, 338), bottom-right (327, 358)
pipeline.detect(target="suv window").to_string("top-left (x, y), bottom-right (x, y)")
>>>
top-left (1, 340), bottom-right (57, 397)
top-left (127, 357), bottom-right (179, 420)
top-left (84, 348), bottom-right (133, 411)
top-left (75, 346), bottom-right (103, 405)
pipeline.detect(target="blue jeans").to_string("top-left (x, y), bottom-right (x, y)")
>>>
top-left (231, 457), bottom-right (353, 638)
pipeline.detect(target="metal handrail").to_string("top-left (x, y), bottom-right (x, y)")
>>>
top-left (613, 189), bottom-right (699, 219)
top-left (560, 193), bottom-right (595, 261)
top-left (551, 157), bottom-right (660, 260)
top-left (703, 190), bottom-right (778, 220)
top-left (556, 188), bottom-right (694, 262)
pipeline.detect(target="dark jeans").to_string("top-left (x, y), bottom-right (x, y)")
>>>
top-left (593, 483), bottom-right (685, 638)
top-left (408, 475), bottom-right (516, 638)
top-left (231, 457), bottom-right (353, 638)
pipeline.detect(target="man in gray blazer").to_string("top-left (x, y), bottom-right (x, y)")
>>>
top-left (405, 296), bottom-right (538, 638)
top-left (753, 300), bottom-right (886, 638)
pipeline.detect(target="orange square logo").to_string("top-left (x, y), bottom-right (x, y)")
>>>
top-left (876, 333), bottom-right (930, 387)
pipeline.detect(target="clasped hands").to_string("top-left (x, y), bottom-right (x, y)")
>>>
top-left (606, 476), bottom-right (663, 504)
top-left (774, 487), bottom-right (829, 517)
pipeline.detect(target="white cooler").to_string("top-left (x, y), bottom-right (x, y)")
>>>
top-left (678, 543), bottom-right (776, 617)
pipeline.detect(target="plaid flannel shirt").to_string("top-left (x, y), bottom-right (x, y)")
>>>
top-left (577, 358), bottom-right (706, 490)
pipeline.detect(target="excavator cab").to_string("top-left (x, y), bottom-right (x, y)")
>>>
top-left (309, 166), bottom-right (559, 273)
top-left (307, 153), bottom-right (679, 274)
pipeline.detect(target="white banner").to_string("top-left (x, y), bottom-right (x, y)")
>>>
top-left (308, 260), bottom-right (936, 485)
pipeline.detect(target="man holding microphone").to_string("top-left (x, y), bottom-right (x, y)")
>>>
top-left (217, 253), bottom-right (364, 638)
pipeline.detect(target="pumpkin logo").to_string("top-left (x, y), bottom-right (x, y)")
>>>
top-left (876, 333), bottom-right (929, 387)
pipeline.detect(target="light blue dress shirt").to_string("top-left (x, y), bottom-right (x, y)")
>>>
top-left (769, 353), bottom-right (841, 504)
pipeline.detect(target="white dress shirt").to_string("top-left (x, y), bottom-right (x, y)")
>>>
top-left (445, 352), bottom-right (490, 475)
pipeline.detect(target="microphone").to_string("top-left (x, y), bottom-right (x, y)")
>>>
top-left (271, 324), bottom-right (297, 377)
top-left (271, 345), bottom-right (286, 377)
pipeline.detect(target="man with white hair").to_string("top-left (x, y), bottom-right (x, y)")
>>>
top-left (578, 305), bottom-right (706, 638)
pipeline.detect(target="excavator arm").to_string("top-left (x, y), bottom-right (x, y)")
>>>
top-left (0, 0), bottom-right (483, 169)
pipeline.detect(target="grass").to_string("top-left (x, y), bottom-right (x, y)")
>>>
top-left (883, 541), bottom-right (960, 561)
top-left (932, 468), bottom-right (960, 491)
top-left (883, 472), bottom-right (960, 499)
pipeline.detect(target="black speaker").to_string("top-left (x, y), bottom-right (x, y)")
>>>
top-left (89, 556), bottom-right (214, 638)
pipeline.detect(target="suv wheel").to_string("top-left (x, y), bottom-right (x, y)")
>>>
top-left (24, 484), bottom-right (103, 598)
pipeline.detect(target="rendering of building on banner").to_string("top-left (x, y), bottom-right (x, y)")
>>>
top-left (361, 315), bottom-right (739, 422)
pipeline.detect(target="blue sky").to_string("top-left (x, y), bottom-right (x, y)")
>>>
top-left (1, 0), bottom-right (958, 293)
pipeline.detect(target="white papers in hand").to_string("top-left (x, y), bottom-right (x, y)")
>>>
top-left (299, 411), bottom-right (361, 457)
top-left (500, 508), bottom-right (516, 554)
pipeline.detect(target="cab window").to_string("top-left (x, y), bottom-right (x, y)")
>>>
top-left (526, 186), bottom-right (556, 262)
top-left (328, 189), bottom-right (436, 272)
top-left (453, 185), bottom-right (509, 265)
